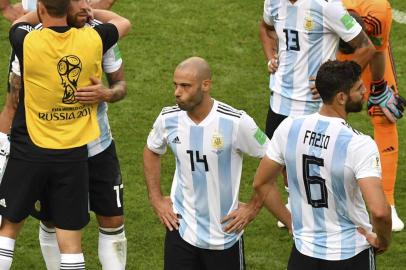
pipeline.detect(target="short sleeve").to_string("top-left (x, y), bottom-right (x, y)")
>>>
top-left (324, 1), bottom-right (362, 42)
top-left (93, 23), bottom-right (119, 54)
top-left (102, 43), bottom-right (123, 73)
top-left (266, 117), bottom-right (293, 165)
top-left (236, 113), bottom-right (269, 158)
top-left (9, 22), bottom-right (34, 63)
top-left (146, 114), bottom-right (168, 155)
top-left (263, 0), bottom-right (274, 26)
top-left (349, 136), bottom-right (381, 180)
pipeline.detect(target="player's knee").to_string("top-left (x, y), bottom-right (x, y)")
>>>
top-left (96, 215), bottom-right (124, 228)
top-left (0, 218), bottom-right (23, 239)
top-left (41, 220), bottom-right (56, 229)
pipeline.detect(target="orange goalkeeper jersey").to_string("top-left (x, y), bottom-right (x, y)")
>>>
top-left (337, 0), bottom-right (397, 93)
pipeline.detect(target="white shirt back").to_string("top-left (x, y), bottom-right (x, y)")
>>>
top-left (266, 113), bottom-right (381, 260)
top-left (263, 0), bottom-right (362, 116)
top-left (147, 100), bottom-right (269, 250)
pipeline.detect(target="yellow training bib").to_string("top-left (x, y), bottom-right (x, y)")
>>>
top-left (23, 27), bottom-right (102, 149)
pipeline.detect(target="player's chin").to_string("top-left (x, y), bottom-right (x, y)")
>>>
top-left (74, 16), bottom-right (88, 27)
top-left (176, 102), bottom-right (189, 111)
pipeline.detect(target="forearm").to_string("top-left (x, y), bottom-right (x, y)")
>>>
top-left (0, 73), bottom-right (20, 133)
top-left (246, 191), bottom-right (265, 217)
top-left (105, 65), bottom-right (127, 102)
top-left (93, 9), bottom-right (131, 38)
top-left (0, 0), bottom-right (10, 10)
top-left (259, 20), bottom-right (278, 61)
top-left (104, 80), bottom-right (126, 102)
top-left (371, 206), bottom-right (392, 247)
top-left (262, 182), bottom-right (291, 228)
top-left (348, 31), bottom-right (376, 71)
top-left (143, 146), bottom-right (164, 201)
top-left (369, 51), bottom-right (385, 81)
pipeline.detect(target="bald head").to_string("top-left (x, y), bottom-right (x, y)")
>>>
top-left (175, 57), bottom-right (212, 82)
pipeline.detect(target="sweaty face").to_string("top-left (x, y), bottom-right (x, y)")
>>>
top-left (173, 68), bottom-right (204, 112)
top-left (67, 0), bottom-right (91, 28)
top-left (345, 79), bottom-right (365, 113)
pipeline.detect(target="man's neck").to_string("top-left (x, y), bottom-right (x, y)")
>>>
top-left (41, 16), bottom-right (68, 28)
top-left (187, 98), bottom-right (214, 124)
top-left (319, 105), bottom-right (348, 120)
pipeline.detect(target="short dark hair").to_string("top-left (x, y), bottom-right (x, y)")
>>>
top-left (315, 60), bottom-right (361, 104)
top-left (39, 0), bottom-right (70, 17)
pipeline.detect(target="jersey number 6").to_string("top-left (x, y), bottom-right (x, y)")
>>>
top-left (302, 154), bottom-right (328, 208)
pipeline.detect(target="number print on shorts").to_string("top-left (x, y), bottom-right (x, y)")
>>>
top-left (113, 184), bottom-right (124, 208)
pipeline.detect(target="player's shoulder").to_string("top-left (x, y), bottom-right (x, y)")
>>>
top-left (160, 105), bottom-right (181, 116)
top-left (322, 0), bottom-right (347, 12)
top-left (12, 22), bottom-right (35, 34)
top-left (215, 100), bottom-right (245, 120)
top-left (339, 121), bottom-right (365, 136)
top-left (339, 121), bottom-right (376, 148)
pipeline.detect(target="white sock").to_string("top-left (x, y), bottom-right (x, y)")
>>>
top-left (98, 225), bottom-right (127, 270)
top-left (39, 222), bottom-right (60, 270)
top-left (0, 236), bottom-right (14, 270)
top-left (60, 253), bottom-right (85, 270)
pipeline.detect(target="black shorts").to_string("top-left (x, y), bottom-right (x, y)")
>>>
top-left (287, 244), bottom-right (376, 270)
top-left (265, 106), bottom-right (288, 139)
top-left (164, 229), bottom-right (245, 270)
top-left (0, 158), bottom-right (89, 230)
top-left (32, 141), bottom-right (123, 220)
top-left (88, 140), bottom-right (123, 216)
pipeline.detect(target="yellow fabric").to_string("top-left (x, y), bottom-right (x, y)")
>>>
top-left (23, 27), bottom-right (102, 149)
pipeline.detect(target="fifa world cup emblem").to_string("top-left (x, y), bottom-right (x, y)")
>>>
top-left (57, 55), bottom-right (82, 104)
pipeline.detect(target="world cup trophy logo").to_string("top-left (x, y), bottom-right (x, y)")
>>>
top-left (57, 55), bottom-right (82, 104)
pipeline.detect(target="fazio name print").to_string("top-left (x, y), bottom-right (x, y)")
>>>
top-left (303, 130), bottom-right (330, 149)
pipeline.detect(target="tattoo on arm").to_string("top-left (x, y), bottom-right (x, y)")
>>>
top-left (347, 30), bottom-right (371, 49)
top-left (105, 65), bottom-right (127, 103)
top-left (9, 72), bottom-right (21, 110)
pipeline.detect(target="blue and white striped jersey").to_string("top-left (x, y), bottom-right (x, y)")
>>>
top-left (267, 113), bottom-right (381, 260)
top-left (263, 0), bottom-right (362, 116)
top-left (11, 19), bottom-right (123, 157)
top-left (147, 100), bottom-right (269, 250)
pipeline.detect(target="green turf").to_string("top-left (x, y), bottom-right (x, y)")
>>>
top-left (0, 0), bottom-right (405, 269)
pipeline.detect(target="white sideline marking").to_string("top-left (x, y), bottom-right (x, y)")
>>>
top-left (393, 9), bottom-right (406, 24)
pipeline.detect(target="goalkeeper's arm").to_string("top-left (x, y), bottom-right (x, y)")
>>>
top-left (367, 51), bottom-right (405, 122)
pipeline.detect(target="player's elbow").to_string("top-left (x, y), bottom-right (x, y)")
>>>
top-left (119, 18), bottom-right (132, 38)
top-left (370, 203), bottom-right (391, 221)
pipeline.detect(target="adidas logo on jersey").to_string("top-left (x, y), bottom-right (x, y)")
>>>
top-left (383, 146), bottom-right (395, 153)
top-left (0, 198), bottom-right (6, 208)
top-left (172, 136), bottom-right (181, 144)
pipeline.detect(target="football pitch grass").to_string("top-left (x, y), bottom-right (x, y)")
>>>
top-left (0, 0), bottom-right (405, 268)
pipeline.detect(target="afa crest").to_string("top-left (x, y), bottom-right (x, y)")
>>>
top-left (304, 15), bottom-right (314, 31)
top-left (211, 132), bottom-right (224, 150)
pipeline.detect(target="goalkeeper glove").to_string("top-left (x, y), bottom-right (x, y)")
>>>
top-left (0, 132), bottom-right (10, 182)
top-left (367, 80), bottom-right (405, 123)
